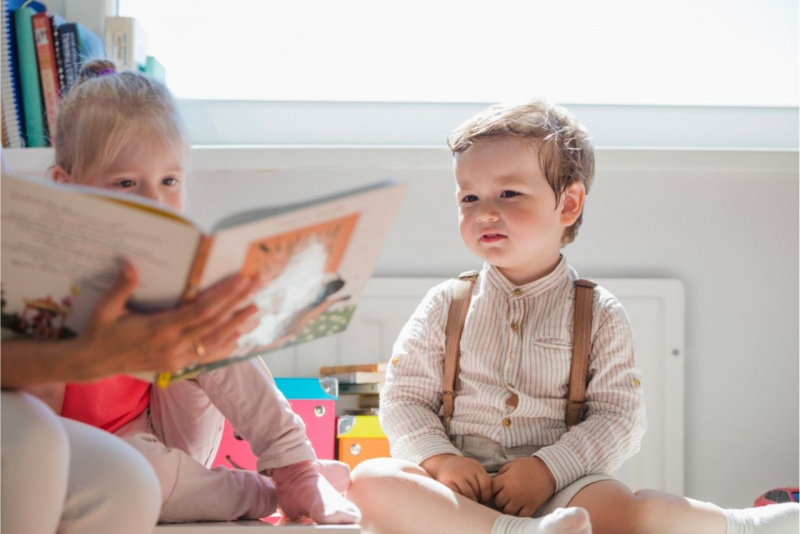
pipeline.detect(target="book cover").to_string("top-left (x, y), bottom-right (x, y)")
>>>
top-left (32, 11), bottom-right (59, 144)
top-left (104, 15), bottom-right (145, 72)
top-left (13, 4), bottom-right (46, 147)
top-left (1, 0), bottom-right (25, 147)
top-left (320, 362), bottom-right (388, 375)
top-left (1, 174), bottom-right (407, 387)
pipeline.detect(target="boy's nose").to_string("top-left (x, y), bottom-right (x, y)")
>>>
top-left (476, 206), bottom-right (500, 223)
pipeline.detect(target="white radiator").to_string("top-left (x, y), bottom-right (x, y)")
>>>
top-left (263, 277), bottom-right (685, 496)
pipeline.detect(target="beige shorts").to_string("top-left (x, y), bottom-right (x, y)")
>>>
top-left (450, 434), bottom-right (614, 518)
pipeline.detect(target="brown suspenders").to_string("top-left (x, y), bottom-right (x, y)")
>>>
top-left (441, 273), bottom-right (597, 436)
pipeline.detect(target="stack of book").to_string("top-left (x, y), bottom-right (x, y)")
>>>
top-left (320, 363), bottom-right (387, 415)
top-left (1, 1), bottom-right (161, 148)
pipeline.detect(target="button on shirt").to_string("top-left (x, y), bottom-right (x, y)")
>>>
top-left (380, 256), bottom-right (647, 492)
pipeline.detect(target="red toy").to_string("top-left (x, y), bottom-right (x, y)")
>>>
top-left (754, 487), bottom-right (799, 506)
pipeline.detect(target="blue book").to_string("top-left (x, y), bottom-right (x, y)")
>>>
top-left (13, 3), bottom-right (46, 147)
top-left (75, 22), bottom-right (103, 64)
top-left (1, 0), bottom-right (24, 146)
top-left (1, 0), bottom-right (43, 147)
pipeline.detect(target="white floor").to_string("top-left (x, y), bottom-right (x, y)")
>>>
top-left (152, 520), bottom-right (361, 533)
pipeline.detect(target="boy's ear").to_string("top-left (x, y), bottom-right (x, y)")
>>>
top-left (52, 165), bottom-right (72, 183)
top-left (560, 182), bottom-right (586, 226)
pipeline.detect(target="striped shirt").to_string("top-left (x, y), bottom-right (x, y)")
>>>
top-left (380, 256), bottom-right (647, 492)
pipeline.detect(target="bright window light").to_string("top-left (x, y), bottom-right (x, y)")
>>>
top-left (120, 0), bottom-right (797, 107)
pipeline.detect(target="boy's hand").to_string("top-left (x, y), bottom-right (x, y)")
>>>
top-left (421, 454), bottom-right (492, 504)
top-left (491, 457), bottom-right (556, 517)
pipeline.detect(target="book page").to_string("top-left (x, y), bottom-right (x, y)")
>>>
top-left (167, 180), bottom-right (406, 379)
top-left (1, 176), bottom-right (201, 336)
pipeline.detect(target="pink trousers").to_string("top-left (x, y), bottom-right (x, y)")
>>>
top-left (116, 357), bottom-right (317, 523)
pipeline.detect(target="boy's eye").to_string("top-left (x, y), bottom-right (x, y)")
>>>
top-left (115, 179), bottom-right (136, 188)
top-left (461, 194), bottom-right (478, 203)
top-left (500, 190), bottom-right (519, 198)
top-left (162, 177), bottom-right (180, 187)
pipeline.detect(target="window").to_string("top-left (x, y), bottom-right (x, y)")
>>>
top-left (119, 1), bottom-right (798, 147)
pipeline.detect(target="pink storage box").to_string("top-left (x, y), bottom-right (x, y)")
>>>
top-left (212, 377), bottom-right (338, 470)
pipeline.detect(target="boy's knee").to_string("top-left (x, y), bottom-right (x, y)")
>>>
top-left (351, 457), bottom-right (415, 482)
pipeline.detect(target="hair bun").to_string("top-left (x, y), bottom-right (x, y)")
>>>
top-left (77, 59), bottom-right (119, 83)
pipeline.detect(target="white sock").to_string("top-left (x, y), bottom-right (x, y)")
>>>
top-left (725, 503), bottom-right (799, 534)
top-left (491, 508), bottom-right (591, 534)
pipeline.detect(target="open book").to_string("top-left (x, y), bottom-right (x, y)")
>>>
top-left (1, 174), bottom-right (406, 386)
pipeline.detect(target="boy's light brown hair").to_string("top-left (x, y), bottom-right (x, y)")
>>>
top-left (448, 99), bottom-right (595, 245)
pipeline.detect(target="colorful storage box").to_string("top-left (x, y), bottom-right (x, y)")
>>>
top-left (336, 414), bottom-right (391, 469)
top-left (211, 377), bottom-right (338, 470)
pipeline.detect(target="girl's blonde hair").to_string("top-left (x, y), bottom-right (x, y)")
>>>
top-left (448, 99), bottom-right (595, 246)
top-left (54, 59), bottom-right (189, 182)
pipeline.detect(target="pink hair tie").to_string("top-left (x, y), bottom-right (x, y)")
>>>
top-left (98, 68), bottom-right (117, 76)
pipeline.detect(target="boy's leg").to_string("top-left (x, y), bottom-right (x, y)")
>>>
top-left (568, 479), bottom-right (800, 534)
top-left (348, 457), bottom-right (591, 534)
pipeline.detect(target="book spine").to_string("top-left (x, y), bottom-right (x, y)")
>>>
top-left (75, 23), bottom-right (104, 63)
top-left (32, 12), bottom-right (59, 145)
top-left (1, 0), bottom-right (24, 147)
top-left (50, 16), bottom-right (66, 103)
top-left (13, 6), bottom-right (45, 147)
top-left (57, 23), bottom-right (80, 96)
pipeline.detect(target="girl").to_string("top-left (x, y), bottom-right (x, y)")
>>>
top-left (19, 59), bottom-right (360, 526)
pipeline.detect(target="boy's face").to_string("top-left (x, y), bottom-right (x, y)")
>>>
top-left (54, 137), bottom-right (186, 213)
top-left (454, 137), bottom-right (584, 286)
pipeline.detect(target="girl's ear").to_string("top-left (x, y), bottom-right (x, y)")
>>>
top-left (560, 182), bottom-right (586, 226)
top-left (52, 165), bottom-right (72, 184)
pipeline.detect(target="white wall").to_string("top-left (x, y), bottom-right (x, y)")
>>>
top-left (187, 147), bottom-right (799, 509)
top-left (6, 146), bottom-right (797, 508)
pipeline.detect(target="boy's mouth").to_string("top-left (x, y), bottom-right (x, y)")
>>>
top-left (480, 233), bottom-right (506, 243)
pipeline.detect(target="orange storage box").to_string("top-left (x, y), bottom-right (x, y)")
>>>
top-left (336, 415), bottom-right (390, 469)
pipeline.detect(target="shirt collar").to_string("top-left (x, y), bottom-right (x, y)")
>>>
top-left (483, 255), bottom-right (571, 298)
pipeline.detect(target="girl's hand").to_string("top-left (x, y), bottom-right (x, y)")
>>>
top-left (74, 260), bottom-right (260, 381)
top-left (421, 454), bottom-right (492, 505)
top-left (491, 457), bottom-right (556, 517)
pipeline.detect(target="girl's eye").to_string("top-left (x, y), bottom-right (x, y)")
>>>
top-left (163, 177), bottom-right (180, 187)
top-left (461, 194), bottom-right (478, 203)
top-left (500, 190), bottom-right (518, 198)
top-left (116, 179), bottom-right (136, 188)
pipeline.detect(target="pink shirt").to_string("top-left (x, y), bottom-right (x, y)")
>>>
top-left (62, 376), bottom-right (150, 433)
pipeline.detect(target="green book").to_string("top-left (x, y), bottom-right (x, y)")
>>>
top-left (13, 6), bottom-right (46, 147)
